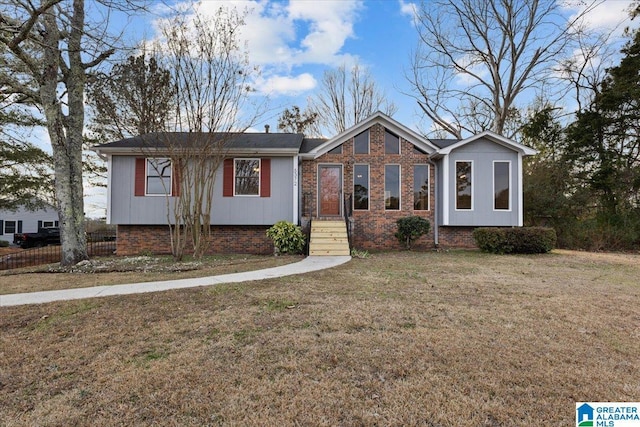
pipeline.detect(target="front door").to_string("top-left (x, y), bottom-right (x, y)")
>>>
top-left (319, 165), bottom-right (341, 216)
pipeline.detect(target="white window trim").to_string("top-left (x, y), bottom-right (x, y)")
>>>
top-left (384, 164), bottom-right (401, 211)
top-left (42, 221), bottom-right (55, 228)
top-left (493, 160), bottom-right (512, 212)
top-left (455, 160), bottom-right (474, 211)
top-left (145, 157), bottom-right (173, 197)
top-left (354, 129), bottom-right (370, 155)
top-left (414, 164), bottom-right (430, 211)
top-left (353, 163), bottom-right (370, 211)
top-left (234, 158), bottom-right (262, 197)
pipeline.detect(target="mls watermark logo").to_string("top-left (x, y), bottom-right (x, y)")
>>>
top-left (576, 402), bottom-right (640, 427)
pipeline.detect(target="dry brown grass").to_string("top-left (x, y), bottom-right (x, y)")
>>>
top-left (0, 255), bottom-right (301, 295)
top-left (1, 250), bottom-right (639, 426)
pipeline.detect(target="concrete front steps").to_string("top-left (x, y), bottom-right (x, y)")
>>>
top-left (309, 220), bottom-right (350, 256)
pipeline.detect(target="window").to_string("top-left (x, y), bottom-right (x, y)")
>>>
top-left (494, 161), bottom-right (510, 210)
top-left (354, 130), bottom-right (369, 154)
top-left (414, 165), bottom-right (429, 210)
top-left (42, 221), bottom-right (55, 228)
top-left (234, 158), bottom-right (260, 196)
top-left (385, 165), bottom-right (400, 210)
top-left (5, 220), bottom-right (16, 234)
top-left (353, 164), bottom-right (369, 210)
top-left (146, 158), bottom-right (172, 195)
top-left (413, 145), bottom-right (428, 155)
top-left (385, 129), bottom-right (399, 154)
top-left (456, 161), bottom-right (472, 210)
top-left (328, 145), bottom-right (342, 154)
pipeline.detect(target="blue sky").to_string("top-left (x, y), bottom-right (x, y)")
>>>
top-left (80, 0), bottom-right (634, 216)
top-left (145, 0), bottom-right (422, 131)
top-left (134, 0), bottom-right (635, 134)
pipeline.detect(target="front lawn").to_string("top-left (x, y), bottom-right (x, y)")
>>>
top-left (1, 250), bottom-right (638, 425)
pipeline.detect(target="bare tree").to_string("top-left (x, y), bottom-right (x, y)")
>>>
top-left (308, 63), bottom-right (397, 135)
top-left (408, 0), bottom-right (601, 138)
top-left (0, 0), bottom-right (138, 265)
top-left (557, 28), bottom-right (619, 114)
top-left (277, 105), bottom-right (319, 135)
top-left (152, 7), bottom-right (261, 260)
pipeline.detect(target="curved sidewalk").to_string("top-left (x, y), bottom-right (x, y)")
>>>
top-left (0, 256), bottom-right (351, 307)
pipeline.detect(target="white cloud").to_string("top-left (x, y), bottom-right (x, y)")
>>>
top-left (155, 1), bottom-right (364, 97)
top-left (564, 0), bottom-right (633, 35)
top-left (182, 0), bottom-right (363, 68)
top-left (398, 0), bottom-right (418, 20)
top-left (253, 73), bottom-right (317, 96)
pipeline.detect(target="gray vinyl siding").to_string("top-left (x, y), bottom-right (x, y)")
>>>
top-left (212, 157), bottom-right (293, 224)
top-left (0, 205), bottom-right (59, 244)
top-left (442, 139), bottom-right (520, 227)
top-left (109, 156), bottom-right (294, 225)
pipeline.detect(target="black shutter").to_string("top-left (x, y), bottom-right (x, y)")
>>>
top-left (0, 220), bottom-right (3, 235)
top-left (17, 220), bottom-right (23, 233)
top-left (38, 220), bottom-right (42, 229)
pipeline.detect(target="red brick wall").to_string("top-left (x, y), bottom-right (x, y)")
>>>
top-left (117, 224), bottom-right (274, 256)
top-left (437, 226), bottom-right (477, 248)
top-left (302, 123), bottom-right (437, 251)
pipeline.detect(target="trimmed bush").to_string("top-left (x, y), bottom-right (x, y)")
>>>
top-left (395, 216), bottom-right (431, 249)
top-left (0, 240), bottom-right (9, 247)
top-left (266, 221), bottom-right (306, 255)
top-left (473, 228), bottom-right (509, 254)
top-left (473, 227), bottom-right (556, 254)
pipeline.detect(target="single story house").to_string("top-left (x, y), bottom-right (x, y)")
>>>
top-left (0, 203), bottom-right (59, 245)
top-left (94, 112), bottom-right (536, 256)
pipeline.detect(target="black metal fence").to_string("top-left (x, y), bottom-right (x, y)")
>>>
top-left (0, 232), bottom-right (116, 271)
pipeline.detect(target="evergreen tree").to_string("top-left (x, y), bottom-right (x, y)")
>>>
top-left (0, 108), bottom-right (53, 210)
top-left (565, 29), bottom-right (640, 248)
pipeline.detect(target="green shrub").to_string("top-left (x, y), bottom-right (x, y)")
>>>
top-left (0, 240), bottom-right (9, 247)
top-left (473, 227), bottom-right (556, 254)
top-left (473, 228), bottom-right (509, 254)
top-left (266, 221), bottom-right (306, 255)
top-left (395, 216), bottom-right (431, 249)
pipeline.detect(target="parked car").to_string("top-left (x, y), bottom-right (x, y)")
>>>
top-left (13, 227), bottom-right (61, 249)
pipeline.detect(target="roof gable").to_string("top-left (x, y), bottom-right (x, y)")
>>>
top-left (434, 130), bottom-right (537, 156)
top-left (302, 111), bottom-right (439, 158)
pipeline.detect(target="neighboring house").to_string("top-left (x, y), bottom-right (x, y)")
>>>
top-left (0, 203), bottom-right (59, 245)
top-left (94, 112), bottom-right (536, 255)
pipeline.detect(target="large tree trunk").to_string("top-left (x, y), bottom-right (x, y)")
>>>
top-left (41, 2), bottom-right (88, 266)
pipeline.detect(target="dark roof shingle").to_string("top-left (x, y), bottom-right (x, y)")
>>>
top-left (95, 132), bottom-right (305, 151)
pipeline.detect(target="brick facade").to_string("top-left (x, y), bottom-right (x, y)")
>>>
top-left (437, 226), bottom-right (477, 248)
top-left (117, 224), bottom-right (273, 256)
top-left (301, 123), bottom-right (439, 251)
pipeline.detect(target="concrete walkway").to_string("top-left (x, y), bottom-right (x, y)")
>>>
top-left (0, 256), bottom-right (351, 307)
